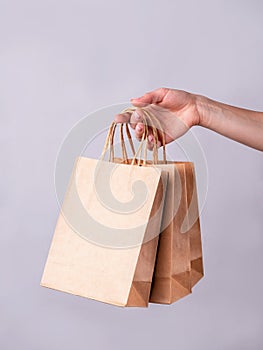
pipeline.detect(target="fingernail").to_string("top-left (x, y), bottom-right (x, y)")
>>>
top-left (133, 111), bottom-right (141, 120)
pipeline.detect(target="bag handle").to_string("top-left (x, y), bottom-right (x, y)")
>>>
top-left (101, 121), bottom-right (136, 163)
top-left (107, 113), bottom-right (154, 165)
top-left (121, 106), bottom-right (167, 164)
top-left (101, 107), bottom-right (167, 165)
top-left (141, 107), bottom-right (167, 164)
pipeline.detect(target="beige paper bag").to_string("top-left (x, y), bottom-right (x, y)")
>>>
top-left (149, 161), bottom-right (204, 304)
top-left (41, 152), bottom-right (167, 307)
top-left (185, 162), bottom-right (204, 289)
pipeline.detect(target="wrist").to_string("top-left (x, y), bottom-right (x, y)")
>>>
top-left (195, 94), bottom-right (215, 128)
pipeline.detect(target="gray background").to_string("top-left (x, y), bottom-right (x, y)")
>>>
top-left (1, 0), bottom-right (263, 349)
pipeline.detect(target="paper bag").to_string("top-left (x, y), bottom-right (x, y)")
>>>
top-left (149, 161), bottom-right (203, 304)
top-left (41, 126), bottom-right (168, 307)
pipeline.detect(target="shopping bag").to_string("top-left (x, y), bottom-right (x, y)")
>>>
top-left (121, 107), bottom-right (204, 304)
top-left (41, 123), bottom-right (168, 307)
top-left (149, 161), bottom-right (204, 304)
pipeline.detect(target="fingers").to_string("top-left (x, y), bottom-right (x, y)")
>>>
top-left (114, 87), bottom-right (168, 149)
top-left (147, 134), bottom-right (161, 151)
top-left (115, 108), bottom-right (143, 127)
top-left (114, 112), bottom-right (131, 124)
top-left (115, 108), bottom-right (144, 126)
top-left (130, 110), bottom-right (143, 128)
top-left (130, 87), bottom-right (168, 107)
top-left (134, 122), bottom-right (144, 140)
top-left (133, 126), bottom-right (162, 150)
top-left (115, 87), bottom-right (169, 123)
top-left (114, 108), bottom-right (162, 149)
top-left (114, 109), bottom-right (162, 150)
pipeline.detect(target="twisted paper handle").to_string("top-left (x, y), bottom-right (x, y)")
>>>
top-left (101, 107), bottom-right (167, 165)
top-left (121, 107), bottom-right (167, 164)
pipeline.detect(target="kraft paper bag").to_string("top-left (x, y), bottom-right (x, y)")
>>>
top-left (185, 162), bottom-right (204, 289)
top-left (149, 161), bottom-right (204, 304)
top-left (41, 141), bottom-right (168, 306)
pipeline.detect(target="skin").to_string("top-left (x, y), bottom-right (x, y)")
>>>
top-left (114, 87), bottom-right (263, 151)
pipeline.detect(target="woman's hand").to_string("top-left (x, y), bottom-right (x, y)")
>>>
top-left (115, 87), bottom-right (203, 149)
top-left (115, 87), bottom-right (263, 151)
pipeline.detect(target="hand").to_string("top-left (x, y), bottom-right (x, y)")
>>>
top-left (115, 87), bottom-right (202, 149)
top-left (115, 87), bottom-right (263, 151)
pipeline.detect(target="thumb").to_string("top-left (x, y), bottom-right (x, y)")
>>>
top-left (130, 88), bottom-right (167, 107)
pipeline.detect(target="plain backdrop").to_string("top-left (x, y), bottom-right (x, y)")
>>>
top-left (1, 0), bottom-right (263, 349)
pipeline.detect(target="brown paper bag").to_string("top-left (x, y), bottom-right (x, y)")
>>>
top-left (185, 162), bottom-right (204, 289)
top-left (149, 161), bottom-right (204, 304)
top-left (41, 124), bottom-right (168, 307)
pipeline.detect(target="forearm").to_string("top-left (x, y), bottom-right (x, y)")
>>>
top-left (196, 95), bottom-right (263, 151)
